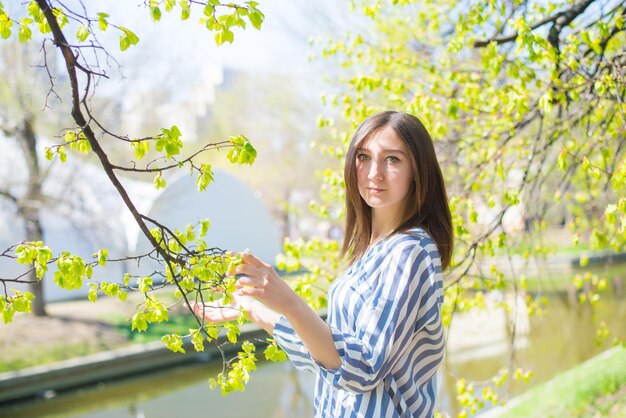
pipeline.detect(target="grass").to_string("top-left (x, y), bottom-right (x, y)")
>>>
top-left (0, 340), bottom-right (126, 373)
top-left (521, 262), bottom-right (626, 294)
top-left (113, 313), bottom-right (201, 344)
top-left (499, 346), bottom-right (626, 418)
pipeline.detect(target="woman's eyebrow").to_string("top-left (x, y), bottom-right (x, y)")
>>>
top-left (357, 147), bottom-right (407, 155)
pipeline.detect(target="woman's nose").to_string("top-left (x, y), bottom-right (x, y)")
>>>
top-left (368, 160), bottom-right (384, 181)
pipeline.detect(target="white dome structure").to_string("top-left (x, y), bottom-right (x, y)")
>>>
top-left (132, 170), bottom-right (281, 276)
top-left (0, 131), bottom-right (281, 301)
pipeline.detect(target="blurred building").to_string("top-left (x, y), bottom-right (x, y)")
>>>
top-left (0, 135), bottom-right (281, 302)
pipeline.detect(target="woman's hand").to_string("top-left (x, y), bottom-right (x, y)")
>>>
top-left (234, 253), bottom-right (342, 369)
top-left (231, 252), bottom-right (300, 317)
top-left (190, 292), bottom-right (254, 323)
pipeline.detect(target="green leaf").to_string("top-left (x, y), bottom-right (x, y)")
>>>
top-left (164, 0), bottom-right (175, 12)
top-left (54, 253), bottom-right (86, 290)
top-left (203, 4), bottom-right (215, 16)
top-left (96, 248), bottom-right (108, 266)
top-left (97, 12), bottom-right (109, 31)
top-left (16, 244), bottom-right (36, 265)
top-left (0, 12), bottom-right (13, 39)
top-left (2, 303), bottom-right (15, 324)
top-left (58, 146), bottom-right (67, 163)
top-left (64, 130), bottom-right (76, 143)
top-left (558, 149), bottom-right (568, 171)
top-left (88, 286), bottom-right (98, 303)
top-left (196, 163), bottom-right (214, 191)
top-left (85, 264), bottom-right (93, 279)
top-left (227, 135), bottom-right (256, 165)
top-left (146, 298), bottom-right (169, 323)
top-left (77, 139), bottom-right (91, 153)
top-left (206, 323), bottom-right (219, 340)
top-left (179, 0), bottom-right (191, 20)
top-left (132, 140), bottom-right (149, 160)
top-left (52, 8), bottom-right (68, 29)
top-left (151, 7), bottom-right (162, 21)
top-left (264, 339), bottom-right (286, 362)
top-left (226, 322), bottom-right (240, 343)
top-left (215, 28), bottom-right (234, 45)
top-left (34, 248), bottom-right (50, 278)
top-left (76, 24), bottom-right (89, 42)
top-left (12, 292), bottom-right (34, 312)
top-left (580, 253), bottom-right (589, 267)
top-left (237, 308), bottom-right (248, 324)
top-left (200, 219), bottom-right (211, 237)
top-left (538, 91), bottom-right (552, 114)
top-left (18, 19), bottom-right (32, 42)
top-left (162, 333), bottom-right (186, 353)
top-left (241, 340), bottom-right (255, 355)
top-left (605, 204), bottom-right (617, 224)
top-left (138, 276), bottom-right (153, 293)
top-left (28, 2), bottom-right (44, 23)
top-left (119, 26), bottom-right (139, 51)
top-left (131, 312), bottom-right (148, 332)
top-left (190, 328), bottom-right (205, 352)
top-left (581, 157), bottom-right (591, 172)
top-left (248, 10), bottom-right (264, 30)
top-left (154, 172), bottom-right (166, 190)
top-left (103, 282), bottom-right (120, 297)
top-left (156, 125), bottom-right (183, 158)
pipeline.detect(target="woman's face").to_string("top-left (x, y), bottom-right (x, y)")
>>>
top-left (355, 126), bottom-right (414, 217)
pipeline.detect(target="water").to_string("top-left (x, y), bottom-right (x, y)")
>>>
top-left (3, 291), bottom-right (625, 417)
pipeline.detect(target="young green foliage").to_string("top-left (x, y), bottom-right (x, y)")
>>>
top-left (0, 0), bottom-right (275, 400)
top-left (227, 135), bottom-right (257, 165)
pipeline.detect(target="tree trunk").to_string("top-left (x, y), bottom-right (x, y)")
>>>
top-left (281, 189), bottom-right (291, 240)
top-left (18, 117), bottom-right (47, 317)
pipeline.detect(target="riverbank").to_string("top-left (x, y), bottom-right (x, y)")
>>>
top-left (0, 290), bottom-right (270, 406)
top-left (0, 294), bottom-right (139, 373)
top-left (1, 248), bottom-right (625, 414)
top-left (481, 345), bottom-right (626, 417)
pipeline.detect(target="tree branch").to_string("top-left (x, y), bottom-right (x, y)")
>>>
top-left (35, 0), bottom-right (179, 266)
top-left (547, 0), bottom-right (595, 51)
top-left (473, 0), bottom-right (596, 48)
top-left (0, 189), bottom-right (19, 206)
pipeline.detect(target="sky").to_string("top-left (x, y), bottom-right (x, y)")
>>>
top-left (2, 1), bottom-right (355, 101)
top-left (93, 1), bottom-right (351, 100)
top-left (0, 0), bottom-right (362, 156)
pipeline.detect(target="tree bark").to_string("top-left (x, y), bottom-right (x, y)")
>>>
top-left (18, 117), bottom-right (47, 316)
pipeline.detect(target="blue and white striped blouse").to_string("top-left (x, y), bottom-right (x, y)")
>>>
top-left (273, 228), bottom-right (445, 417)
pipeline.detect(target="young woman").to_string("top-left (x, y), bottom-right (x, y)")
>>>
top-left (193, 111), bottom-right (453, 417)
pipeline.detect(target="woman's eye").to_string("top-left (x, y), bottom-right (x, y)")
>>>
top-left (357, 153), bottom-right (370, 161)
top-left (386, 156), bottom-right (400, 163)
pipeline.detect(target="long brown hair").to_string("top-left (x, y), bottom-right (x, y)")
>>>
top-left (341, 111), bottom-right (454, 270)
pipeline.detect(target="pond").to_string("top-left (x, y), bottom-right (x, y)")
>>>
top-left (3, 284), bottom-right (626, 417)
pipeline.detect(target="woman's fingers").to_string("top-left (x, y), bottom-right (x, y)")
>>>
top-left (241, 252), bottom-right (268, 268)
top-left (237, 287), bottom-right (262, 298)
top-left (233, 263), bottom-right (266, 289)
top-left (189, 300), bottom-right (239, 323)
top-left (235, 276), bottom-right (255, 288)
top-left (234, 263), bottom-right (261, 277)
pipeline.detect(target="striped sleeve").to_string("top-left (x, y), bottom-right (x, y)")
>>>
top-left (272, 315), bottom-right (320, 375)
top-left (317, 239), bottom-right (441, 394)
